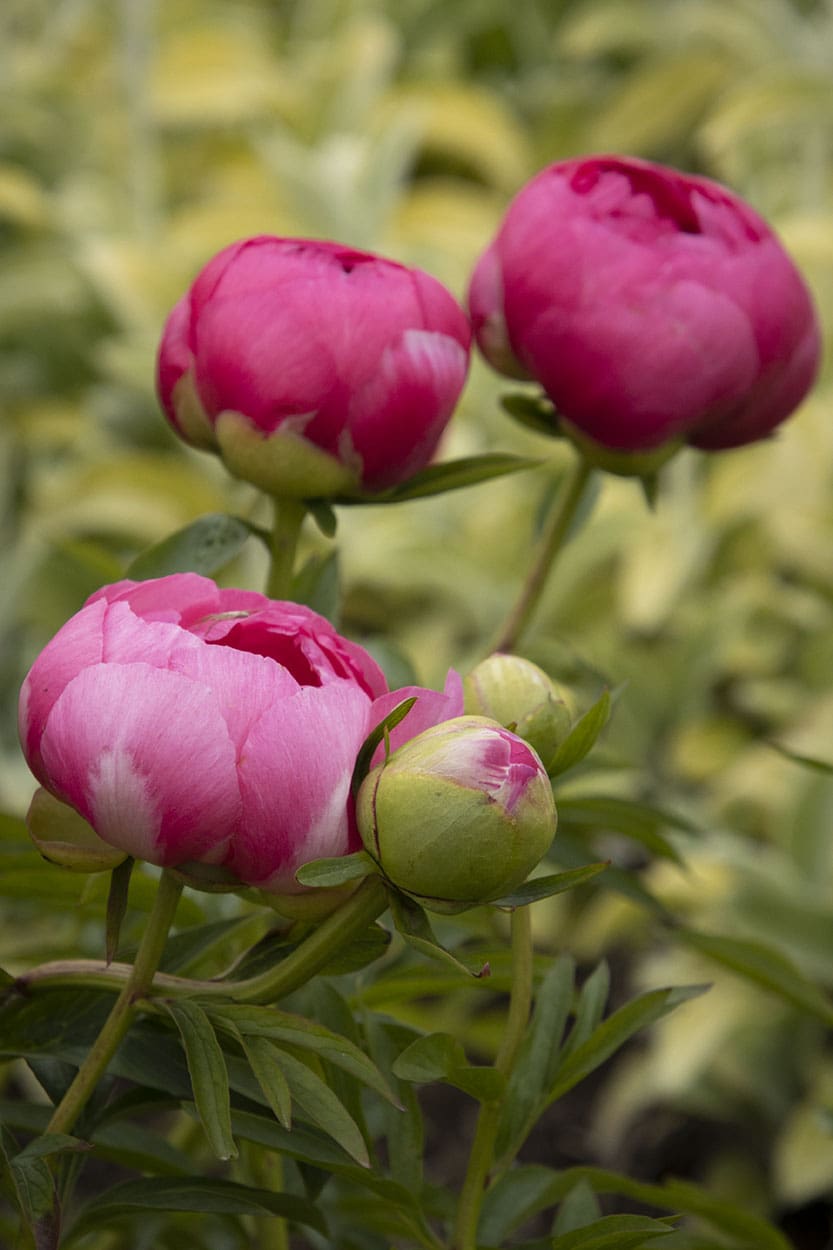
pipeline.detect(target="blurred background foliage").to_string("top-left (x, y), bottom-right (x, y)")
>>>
top-left (2, 0), bottom-right (833, 1239)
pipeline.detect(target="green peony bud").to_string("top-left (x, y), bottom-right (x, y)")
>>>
top-left (357, 715), bottom-right (556, 912)
top-left (464, 654), bottom-right (571, 765)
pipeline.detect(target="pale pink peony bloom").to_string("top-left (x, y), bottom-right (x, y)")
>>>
top-left (469, 155), bottom-right (821, 453)
top-left (157, 237), bottom-right (471, 496)
top-left (19, 574), bottom-right (462, 893)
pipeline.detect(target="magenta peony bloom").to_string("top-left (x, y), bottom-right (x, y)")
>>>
top-left (157, 237), bottom-right (471, 496)
top-left (469, 155), bottom-right (821, 454)
top-left (19, 574), bottom-right (463, 892)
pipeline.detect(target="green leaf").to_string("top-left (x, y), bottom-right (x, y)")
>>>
top-left (366, 1017), bottom-right (425, 1193)
top-left (105, 856), bottom-right (133, 964)
top-left (491, 863), bottom-right (608, 908)
top-left (551, 1181), bottom-right (603, 1235)
top-left (14, 1134), bottom-right (88, 1163)
top-left (560, 962), bottom-right (611, 1060)
top-left (676, 929), bottom-right (833, 1027)
top-left (388, 890), bottom-right (490, 977)
top-left (67, 1177), bottom-right (326, 1236)
top-left (392, 1032), bottom-right (504, 1102)
top-left (351, 697), bottom-right (418, 798)
top-left (768, 743), bottom-right (833, 775)
top-left (546, 985), bottom-right (708, 1106)
top-left (305, 498), bottom-right (338, 538)
top-left (500, 391), bottom-right (560, 437)
top-left (343, 454), bottom-right (542, 504)
top-left (125, 513), bottom-right (251, 579)
top-left (264, 1045), bottom-right (370, 1166)
top-left (159, 915), bottom-right (258, 974)
top-left (205, 1003), bottom-right (396, 1104)
top-left (164, 1000), bottom-right (236, 1160)
top-left (548, 691), bottom-right (611, 777)
top-left (557, 797), bottom-right (691, 865)
top-left (8, 1153), bottom-right (54, 1225)
top-left (497, 955), bottom-right (575, 1164)
top-left (291, 548), bottom-right (340, 622)
top-left (551, 1214), bottom-right (677, 1249)
top-left (239, 1034), bottom-right (292, 1129)
top-left (294, 850), bottom-right (378, 889)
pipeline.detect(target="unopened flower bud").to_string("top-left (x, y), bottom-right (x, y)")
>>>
top-left (464, 654), bottom-right (571, 764)
top-left (356, 715), bottom-right (556, 912)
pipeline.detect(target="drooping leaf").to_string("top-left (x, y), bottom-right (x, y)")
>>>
top-left (500, 391), bottom-right (561, 437)
top-left (548, 691), bottom-right (611, 777)
top-left (305, 498), bottom-right (338, 538)
top-left (392, 1032), bottom-right (504, 1102)
top-left (239, 1034), bottom-right (292, 1129)
top-left (491, 863), bottom-right (608, 908)
top-left (205, 1002), bottom-right (397, 1103)
top-left (164, 1000), bottom-right (236, 1160)
top-left (768, 743), bottom-right (833, 775)
top-left (388, 890), bottom-right (489, 977)
top-left (262, 1045), bottom-right (370, 1166)
top-left (125, 513), bottom-right (252, 579)
top-left (550, 1214), bottom-right (677, 1249)
top-left (67, 1177), bottom-right (326, 1237)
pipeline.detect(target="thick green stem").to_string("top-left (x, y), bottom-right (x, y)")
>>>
top-left (454, 907), bottom-right (533, 1250)
top-left (266, 497), bottom-right (306, 599)
top-left (19, 876), bottom-right (389, 1008)
top-left (46, 870), bottom-right (183, 1137)
top-left (491, 457), bottom-right (593, 654)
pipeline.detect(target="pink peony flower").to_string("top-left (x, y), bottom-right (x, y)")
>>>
top-left (157, 237), bottom-right (471, 497)
top-left (469, 155), bottom-right (821, 453)
top-left (19, 574), bottom-right (463, 893)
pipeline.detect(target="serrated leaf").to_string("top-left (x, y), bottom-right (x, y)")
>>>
top-left (206, 1003), bottom-right (396, 1104)
top-left (676, 929), bottom-right (833, 1027)
top-left (551, 1213), bottom-right (677, 1249)
top-left (265, 1046), bottom-right (369, 1166)
top-left (295, 850), bottom-right (377, 889)
top-left (548, 692), bottom-right (611, 777)
top-left (164, 1000), bottom-right (236, 1160)
top-left (546, 985), bottom-right (708, 1106)
top-left (492, 863), bottom-right (608, 908)
top-left (351, 698), bottom-right (418, 798)
top-left (105, 856), bottom-right (133, 964)
top-left (392, 1032), bottom-right (504, 1102)
top-left (67, 1177), bottom-right (326, 1236)
top-left (343, 454), bottom-right (542, 504)
top-left (388, 890), bottom-right (489, 977)
top-left (497, 955), bottom-right (575, 1163)
top-left (239, 1034), bottom-right (292, 1129)
top-left (125, 513), bottom-right (251, 579)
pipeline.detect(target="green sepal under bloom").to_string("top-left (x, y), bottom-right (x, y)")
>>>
top-left (356, 715), bottom-right (556, 913)
top-left (464, 654), bottom-right (572, 763)
top-left (562, 419), bottom-right (683, 478)
top-left (26, 787), bottom-right (128, 873)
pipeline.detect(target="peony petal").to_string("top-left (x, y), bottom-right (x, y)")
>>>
top-left (39, 663), bottom-right (241, 866)
top-left (227, 681), bottom-right (372, 891)
top-left (369, 669), bottom-right (464, 765)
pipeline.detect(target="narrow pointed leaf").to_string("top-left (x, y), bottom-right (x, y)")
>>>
top-left (305, 498), bottom-right (338, 537)
top-left (551, 1181), bottom-right (604, 1235)
top-left (557, 797), bottom-right (691, 864)
top-left (768, 743), bottom-right (833, 774)
top-left (238, 1034), bottom-right (292, 1129)
top-left (126, 513), bottom-right (251, 579)
top-left (291, 548), bottom-right (340, 621)
top-left (551, 1214), bottom-right (676, 1248)
top-left (546, 985), bottom-right (708, 1106)
top-left (105, 856), bottom-right (133, 964)
top-left (266, 1047), bottom-right (369, 1166)
top-left (295, 850), bottom-right (378, 889)
top-left (206, 1003), bottom-right (396, 1103)
top-left (501, 391), bottom-right (560, 436)
top-left (392, 1031), bottom-right (504, 1102)
top-left (351, 698), bottom-right (417, 797)
top-left (548, 692), bottom-right (611, 777)
top-left (388, 890), bottom-right (489, 977)
top-left (560, 961), bottom-right (611, 1061)
top-left (344, 454), bottom-right (542, 504)
top-left (164, 1001), bottom-right (236, 1160)
top-left (492, 863), bottom-right (608, 908)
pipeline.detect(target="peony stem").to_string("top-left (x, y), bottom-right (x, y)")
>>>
top-left (453, 906), bottom-right (533, 1250)
top-left (45, 870), bottom-right (183, 1137)
top-left (266, 496), bottom-right (307, 599)
top-left (17, 876), bottom-right (389, 1008)
top-left (491, 456), bottom-right (593, 654)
